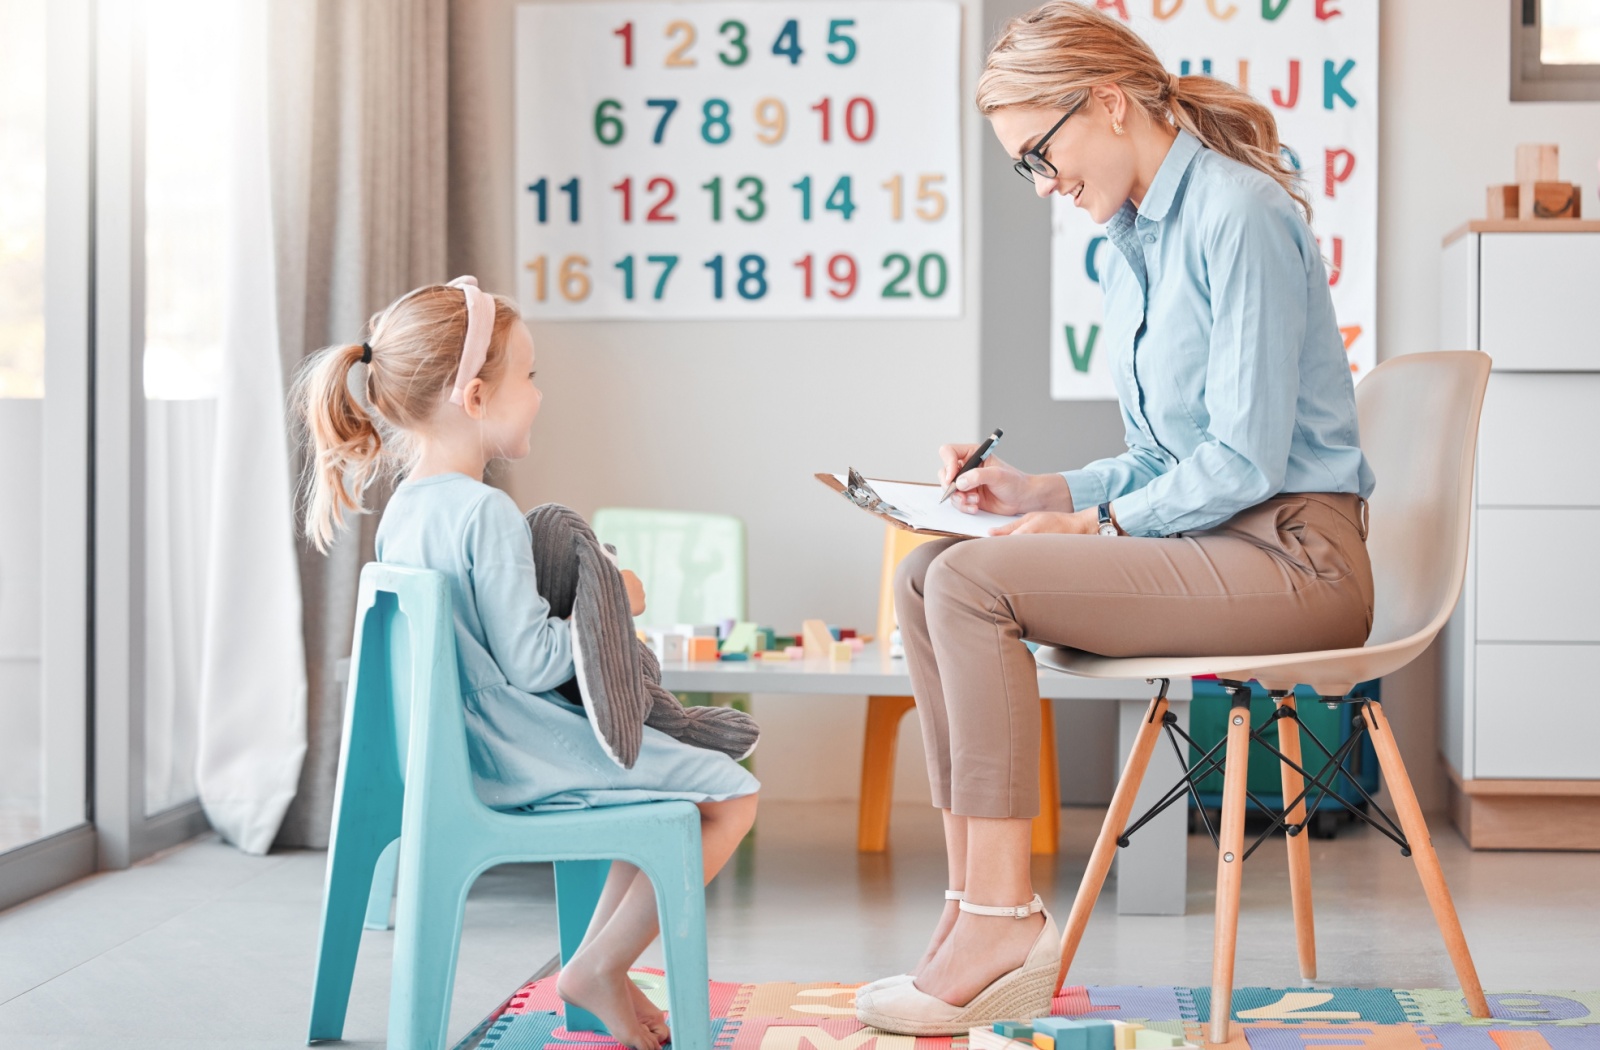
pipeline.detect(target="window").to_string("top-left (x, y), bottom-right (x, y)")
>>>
top-left (1513, 0), bottom-right (1600, 100)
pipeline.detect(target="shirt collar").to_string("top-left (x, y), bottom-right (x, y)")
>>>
top-left (1135, 128), bottom-right (1203, 224)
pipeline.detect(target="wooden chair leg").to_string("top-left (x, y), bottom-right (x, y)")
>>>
top-left (1056, 691), bottom-right (1169, 990)
top-left (858, 695), bottom-right (916, 852)
top-left (1275, 693), bottom-right (1317, 981)
top-left (1033, 697), bottom-right (1061, 855)
top-left (1362, 699), bottom-right (1490, 1019)
top-left (1208, 693), bottom-right (1252, 1047)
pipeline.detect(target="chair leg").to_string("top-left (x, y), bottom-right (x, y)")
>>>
top-left (364, 838), bottom-right (400, 931)
top-left (639, 808), bottom-right (712, 1050)
top-left (555, 859), bottom-right (612, 1033)
top-left (389, 854), bottom-right (476, 1050)
top-left (858, 695), bottom-right (915, 852)
top-left (1362, 700), bottom-right (1490, 1019)
top-left (1274, 694), bottom-right (1317, 981)
top-left (1033, 698), bottom-right (1061, 855)
top-left (1057, 690), bottom-right (1170, 989)
top-left (308, 817), bottom-right (401, 1041)
top-left (1208, 691), bottom-right (1252, 1047)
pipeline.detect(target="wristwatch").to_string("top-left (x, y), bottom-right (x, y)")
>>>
top-left (1096, 502), bottom-right (1120, 537)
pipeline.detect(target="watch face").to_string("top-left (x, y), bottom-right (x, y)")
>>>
top-left (1099, 523), bottom-right (1118, 537)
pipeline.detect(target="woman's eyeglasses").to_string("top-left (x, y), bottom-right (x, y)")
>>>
top-left (1012, 98), bottom-right (1086, 183)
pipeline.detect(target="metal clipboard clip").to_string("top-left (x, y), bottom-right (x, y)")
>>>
top-left (843, 468), bottom-right (904, 520)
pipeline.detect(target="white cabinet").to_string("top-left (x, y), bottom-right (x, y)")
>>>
top-left (1438, 222), bottom-right (1600, 851)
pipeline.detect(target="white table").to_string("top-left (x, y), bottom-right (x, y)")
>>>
top-left (659, 643), bottom-right (1194, 916)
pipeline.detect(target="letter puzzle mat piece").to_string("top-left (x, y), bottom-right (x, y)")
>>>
top-left (458, 972), bottom-right (1600, 1050)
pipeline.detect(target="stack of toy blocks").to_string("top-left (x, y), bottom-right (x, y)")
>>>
top-left (1487, 143), bottom-right (1582, 219)
top-left (969, 1017), bottom-right (1198, 1050)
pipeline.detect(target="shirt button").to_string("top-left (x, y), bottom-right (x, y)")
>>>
top-left (1143, 233), bottom-right (1157, 244)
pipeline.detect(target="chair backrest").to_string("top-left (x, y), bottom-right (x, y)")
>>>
top-left (877, 524), bottom-right (938, 642)
top-left (591, 508), bottom-right (746, 631)
top-left (1357, 351), bottom-right (1491, 648)
top-left (341, 564), bottom-right (477, 809)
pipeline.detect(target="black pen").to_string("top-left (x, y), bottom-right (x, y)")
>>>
top-left (938, 428), bottom-right (1004, 503)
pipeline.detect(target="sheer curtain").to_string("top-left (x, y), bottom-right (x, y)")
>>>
top-left (193, 0), bottom-right (307, 854)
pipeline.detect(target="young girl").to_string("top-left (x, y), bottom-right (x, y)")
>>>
top-left (296, 276), bottom-right (759, 1050)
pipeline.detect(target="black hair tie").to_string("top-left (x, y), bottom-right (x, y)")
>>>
top-left (359, 342), bottom-right (373, 364)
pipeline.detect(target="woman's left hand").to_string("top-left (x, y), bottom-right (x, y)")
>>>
top-left (988, 508), bottom-right (1101, 536)
top-left (619, 569), bottom-right (647, 616)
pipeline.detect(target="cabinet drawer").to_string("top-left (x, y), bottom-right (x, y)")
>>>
top-left (1476, 643), bottom-right (1600, 778)
top-left (1479, 234), bottom-right (1600, 371)
top-left (1478, 373), bottom-right (1600, 506)
top-left (1476, 508), bottom-right (1600, 642)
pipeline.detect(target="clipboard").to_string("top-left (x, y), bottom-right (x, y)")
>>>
top-left (815, 469), bottom-right (1020, 538)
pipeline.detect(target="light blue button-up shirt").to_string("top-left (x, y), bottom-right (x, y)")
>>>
top-left (1062, 129), bottom-right (1375, 538)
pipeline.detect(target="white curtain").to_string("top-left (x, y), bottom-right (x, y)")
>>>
top-left (194, 0), bottom-right (308, 855)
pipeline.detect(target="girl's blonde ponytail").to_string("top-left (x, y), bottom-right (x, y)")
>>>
top-left (976, 1), bottom-right (1312, 222)
top-left (296, 342), bottom-right (383, 552)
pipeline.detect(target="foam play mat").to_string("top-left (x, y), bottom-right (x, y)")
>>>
top-left (455, 970), bottom-right (1600, 1049)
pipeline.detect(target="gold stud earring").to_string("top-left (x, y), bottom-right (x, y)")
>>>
top-left (1112, 120), bottom-right (1124, 136)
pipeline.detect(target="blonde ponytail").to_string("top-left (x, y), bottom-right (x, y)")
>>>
top-left (294, 342), bottom-right (384, 552)
top-left (292, 282), bottom-right (522, 552)
top-left (976, 1), bottom-right (1312, 222)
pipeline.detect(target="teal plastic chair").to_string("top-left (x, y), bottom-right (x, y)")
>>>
top-left (363, 508), bottom-right (749, 935)
top-left (307, 563), bottom-right (712, 1050)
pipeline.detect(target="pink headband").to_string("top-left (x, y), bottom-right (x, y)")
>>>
top-left (446, 275), bottom-right (495, 406)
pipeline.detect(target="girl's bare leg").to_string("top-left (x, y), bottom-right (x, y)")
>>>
top-left (557, 794), bottom-right (759, 1049)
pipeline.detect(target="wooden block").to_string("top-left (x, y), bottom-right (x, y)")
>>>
top-left (721, 621), bottom-right (759, 655)
top-left (829, 640), bottom-right (853, 663)
top-left (995, 1024), bottom-right (1035, 1041)
top-left (1520, 181), bottom-right (1582, 219)
top-left (1110, 1022), bottom-right (1142, 1050)
top-left (688, 636), bottom-right (719, 661)
top-left (1033, 1020), bottom-right (1089, 1050)
top-left (801, 619), bottom-right (834, 659)
top-left (718, 651), bottom-right (750, 662)
top-left (839, 628), bottom-right (857, 639)
top-left (1078, 1020), bottom-right (1115, 1050)
top-left (656, 632), bottom-right (689, 662)
top-left (759, 648), bottom-right (790, 661)
top-left (1031, 1036), bottom-right (1054, 1050)
top-left (1486, 184), bottom-right (1519, 220)
top-left (1515, 142), bottom-right (1559, 184)
top-left (1132, 1030), bottom-right (1185, 1049)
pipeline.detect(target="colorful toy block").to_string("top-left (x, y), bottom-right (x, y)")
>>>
top-left (1032, 1018), bottom-right (1100, 1050)
top-left (720, 622), bottom-right (759, 655)
top-left (994, 1023), bottom-right (1034, 1040)
top-left (650, 632), bottom-right (689, 662)
top-left (1077, 1020), bottom-right (1115, 1050)
top-left (839, 628), bottom-right (857, 640)
top-left (688, 636), bottom-right (719, 661)
top-left (1109, 1021), bottom-right (1142, 1050)
top-left (968, 1028), bottom-right (1033, 1050)
top-left (801, 619), bottom-right (834, 659)
top-left (759, 648), bottom-right (790, 661)
top-left (1132, 1031), bottom-right (1188, 1049)
top-left (829, 640), bottom-right (853, 663)
top-left (718, 652), bottom-right (749, 662)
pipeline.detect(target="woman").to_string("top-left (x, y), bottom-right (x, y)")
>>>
top-left (854, 2), bottom-right (1375, 1035)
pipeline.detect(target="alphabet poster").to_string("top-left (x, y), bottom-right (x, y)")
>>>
top-left (1050, 0), bottom-right (1377, 399)
top-left (514, 1), bottom-right (963, 320)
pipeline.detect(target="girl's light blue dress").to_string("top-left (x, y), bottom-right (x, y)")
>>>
top-left (375, 472), bottom-right (759, 811)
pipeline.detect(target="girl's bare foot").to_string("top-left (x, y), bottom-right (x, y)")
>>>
top-left (557, 958), bottom-right (661, 1050)
top-left (627, 978), bottom-right (671, 1043)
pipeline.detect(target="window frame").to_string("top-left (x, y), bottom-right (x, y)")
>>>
top-left (1512, 0), bottom-right (1600, 102)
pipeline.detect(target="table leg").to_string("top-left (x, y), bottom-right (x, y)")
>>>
top-left (1115, 697), bottom-right (1189, 916)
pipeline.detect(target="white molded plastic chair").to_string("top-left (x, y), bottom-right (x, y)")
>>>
top-left (1036, 351), bottom-right (1493, 1045)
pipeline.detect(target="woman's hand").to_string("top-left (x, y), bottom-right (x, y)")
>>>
top-left (988, 508), bottom-right (1101, 536)
top-left (619, 569), bottom-right (647, 617)
top-left (938, 444), bottom-right (1074, 517)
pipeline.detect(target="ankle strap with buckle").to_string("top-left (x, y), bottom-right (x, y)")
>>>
top-left (957, 893), bottom-right (1044, 919)
top-left (944, 890), bottom-right (965, 901)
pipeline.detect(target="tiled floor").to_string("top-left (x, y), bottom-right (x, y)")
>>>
top-left (1, 801), bottom-right (1597, 1049)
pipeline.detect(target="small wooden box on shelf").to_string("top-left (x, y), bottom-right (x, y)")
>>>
top-left (1485, 142), bottom-right (1582, 220)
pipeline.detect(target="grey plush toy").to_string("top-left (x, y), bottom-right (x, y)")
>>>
top-left (525, 503), bottom-right (761, 771)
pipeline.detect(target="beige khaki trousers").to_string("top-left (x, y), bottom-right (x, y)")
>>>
top-left (895, 493), bottom-right (1374, 819)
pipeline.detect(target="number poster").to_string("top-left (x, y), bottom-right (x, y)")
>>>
top-left (514, 2), bottom-right (963, 319)
top-left (1050, 0), bottom-right (1376, 399)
